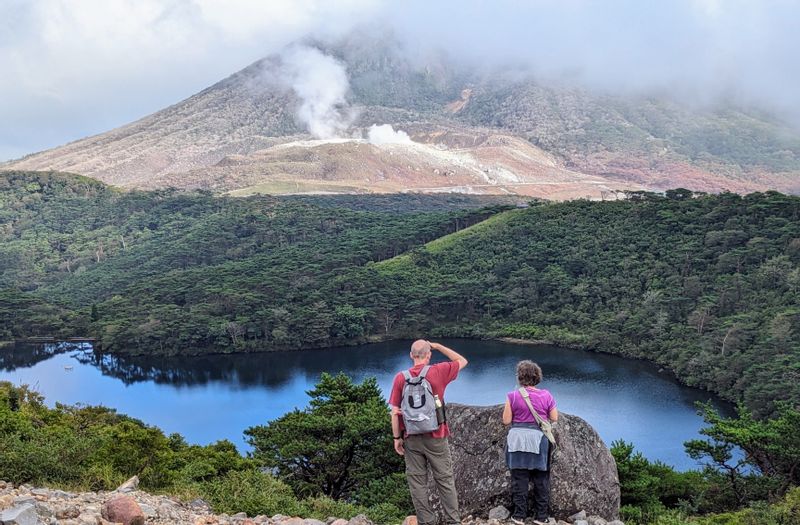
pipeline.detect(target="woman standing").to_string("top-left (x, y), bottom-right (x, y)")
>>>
top-left (502, 360), bottom-right (558, 525)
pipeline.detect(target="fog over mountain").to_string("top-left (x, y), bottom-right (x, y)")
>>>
top-left (2, 0), bottom-right (800, 162)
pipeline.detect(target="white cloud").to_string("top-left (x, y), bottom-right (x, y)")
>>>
top-left (1, 0), bottom-right (799, 160)
top-left (0, 0), bottom-right (380, 160)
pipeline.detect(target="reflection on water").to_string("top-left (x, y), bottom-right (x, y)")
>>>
top-left (0, 339), bottom-right (733, 470)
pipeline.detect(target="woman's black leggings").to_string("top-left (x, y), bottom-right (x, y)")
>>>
top-left (510, 468), bottom-right (550, 520)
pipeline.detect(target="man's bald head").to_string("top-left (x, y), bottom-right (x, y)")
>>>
top-left (410, 339), bottom-right (432, 361)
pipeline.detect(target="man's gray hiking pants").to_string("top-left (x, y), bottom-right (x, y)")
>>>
top-left (404, 435), bottom-right (460, 525)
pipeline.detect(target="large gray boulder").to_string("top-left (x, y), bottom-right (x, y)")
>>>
top-left (429, 404), bottom-right (619, 520)
top-left (0, 503), bottom-right (37, 525)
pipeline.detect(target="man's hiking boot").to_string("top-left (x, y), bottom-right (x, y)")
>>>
top-left (510, 518), bottom-right (525, 525)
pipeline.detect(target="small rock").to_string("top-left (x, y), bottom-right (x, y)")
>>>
top-left (607, 521), bottom-right (625, 525)
top-left (30, 489), bottom-right (49, 498)
top-left (587, 517), bottom-right (607, 525)
top-left (233, 513), bottom-right (248, 519)
top-left (0, 481), bottom-right (7, 490)
top-left (157, 502), bottom-right (179, 520)
top-left (346, 515), bottom-right (372, 525)
top-left (568, 511), bottom-right (587, 522)
top-left (56, 505), bottom-right (82, 519)
top-left (190, 498), bottom-right (211, 511)
top-left (79, 514), bottom-right (99, 525)
top-left (487, 519), bottom-right (501, 525)
top-left (34, 502), bottom-right (53, 518)
top-left (137, 504), bottom-right (156, 518)
top-left (11, 497), bottom-right (34, 507)
top-left (401, 516), bottom-right (417, 525)
top-left (0, 495), bottom-right (14, 511)
top-left (0, 503), bottom-right (38, 525)
top-left (101, 495), bottom-right (144, 525)
top-left (51, 490), bottom-right (75, 499)
top-left (115, 476), bottom-right (139, 494)
top-left (573, 521), bottom-right (589, 525)
top-left (487, 506), bottom-right (510, 520)
top-left (281, 518), bottom-right (305, 525)
top-left (303, 520), bottom-right (325, 525)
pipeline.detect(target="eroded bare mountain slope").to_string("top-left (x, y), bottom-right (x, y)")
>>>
top-left (4, 40), bottom-right (799, 199)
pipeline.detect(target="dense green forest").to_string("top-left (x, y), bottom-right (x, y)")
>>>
top-left (2, 172), bottom-right (800, 525)
top-left (344, 189), bottom-right (800, 414)
top-left (1, 171), bottom-right (799, 415)
top-left (0, 170), bottom-right (506, 343)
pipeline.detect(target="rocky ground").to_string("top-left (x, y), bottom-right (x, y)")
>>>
top-left (0, 479), bottom-right (624, 525)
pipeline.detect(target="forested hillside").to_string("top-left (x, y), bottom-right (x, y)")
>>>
top-left (2, 171), bottom-right (799, 414)
top-left (0, 171), bottom-right (508, 342)
top-left (342, 189), bottom-right (800, 413)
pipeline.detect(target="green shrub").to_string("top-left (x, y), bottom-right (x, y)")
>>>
top-left (246, 374), bottom-right (402, 500)
top-left (353, 472), bottom-right (412, 514)
top-left (197, 469), bottom-right (301, 517)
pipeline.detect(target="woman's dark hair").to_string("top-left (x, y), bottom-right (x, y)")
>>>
top-left (517, 360), bottom-right (542, 387)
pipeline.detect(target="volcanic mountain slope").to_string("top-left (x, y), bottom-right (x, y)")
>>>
top-left (4, 38), bottom-right (800, 198)
top-left (156, 129), bottom-right (641, 200)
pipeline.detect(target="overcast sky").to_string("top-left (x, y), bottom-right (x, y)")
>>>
top-left (2, 0), bottom-right (799, 161)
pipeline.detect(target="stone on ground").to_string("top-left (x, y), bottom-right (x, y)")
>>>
top-left (115, 476), bottom-right (139, 493)
top-left (101, 495), bottom-right (145, 525)
top-left (487, 506), bottom-right (510, 520)
top-left (0, 503), bottom-right (37, 525)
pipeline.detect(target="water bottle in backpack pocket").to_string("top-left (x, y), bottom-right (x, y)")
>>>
top-left (400, 365), bottom-right (441, 435)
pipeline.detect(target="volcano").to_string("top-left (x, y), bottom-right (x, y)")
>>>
top-left (4, 38), bottom-right (799, 199)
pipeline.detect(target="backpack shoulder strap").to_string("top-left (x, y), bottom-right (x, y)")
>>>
top-left (518, 387), bottom-right (547, 427)
top-left (402, 370), bottom-right (413, 382)
top-left (418, 365), bottom-right (432, 380)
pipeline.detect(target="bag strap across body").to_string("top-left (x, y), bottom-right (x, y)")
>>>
top-left (518, 387), bottom-right (557, 448)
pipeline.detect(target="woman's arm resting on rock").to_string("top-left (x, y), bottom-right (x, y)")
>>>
top-left (502, 399), bottom-right (513, 425)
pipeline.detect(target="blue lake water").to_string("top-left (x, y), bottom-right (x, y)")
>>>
top-left (0, 339), bottom-right (733, 471)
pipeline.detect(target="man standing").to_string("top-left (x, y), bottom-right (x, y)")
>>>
top-left (389, 340), bottom-right (468, 525)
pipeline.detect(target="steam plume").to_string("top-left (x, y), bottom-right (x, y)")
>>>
top-left (280, 46), bottom-right (354, 139)
top-left (367, 124), bottom-right (412, 145)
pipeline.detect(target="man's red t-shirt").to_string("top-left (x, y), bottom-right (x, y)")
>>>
top-left (388, 361), bottom-right (460, 438)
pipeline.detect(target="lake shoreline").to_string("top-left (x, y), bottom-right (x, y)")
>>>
top-left (2, 337), bottom-right (731, 469)
top-left (10, 332), bottom-right (729, 407)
